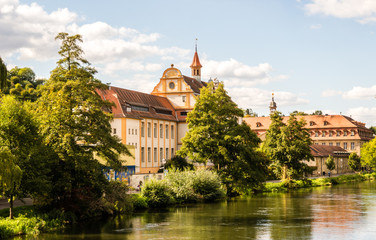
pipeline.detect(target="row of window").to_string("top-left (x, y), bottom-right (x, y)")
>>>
top-left (313, 130), bottom-right (355, 137)
top-left (140, 147), bottom-right (174, 163)
top-left (141, 122), bottom-right (175, 139)
top-left (315, 142), bottom-right (355, 150)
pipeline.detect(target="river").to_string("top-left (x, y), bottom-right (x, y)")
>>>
top-left (29, 181), bottom-right (376, 239)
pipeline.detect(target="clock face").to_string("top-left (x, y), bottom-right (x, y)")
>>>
top-left (169, 82), bottom-right (175, 89)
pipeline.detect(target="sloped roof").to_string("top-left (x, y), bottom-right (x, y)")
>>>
top-left (183, 75), bottom-right (207, 94)
top-left (97, 86), bottom-right (177, 121)
top-left (190, 51), bottom-right (202, 68)
top-left (310, 145), bottom-right (349, 157)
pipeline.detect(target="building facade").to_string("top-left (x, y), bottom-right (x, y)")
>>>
top-left (97, 49), bottom-right (207, 175)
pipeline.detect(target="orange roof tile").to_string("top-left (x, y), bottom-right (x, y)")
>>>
top-left (190, 51), bottom-right (202, 68)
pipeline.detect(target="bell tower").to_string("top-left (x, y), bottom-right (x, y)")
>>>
top-left (269, 93), bottom-right (277, 114)
top-left (190, 38), bottom-right (202, 81)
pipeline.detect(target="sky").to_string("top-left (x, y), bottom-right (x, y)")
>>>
top-left (1, 0), bottom-right (376, 126)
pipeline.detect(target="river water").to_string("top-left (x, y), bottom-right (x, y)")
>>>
top-left (34, 181), bottom-right (376, 240)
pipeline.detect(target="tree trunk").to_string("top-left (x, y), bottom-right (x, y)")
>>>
top-left (9, 195), bottom-right (13, 220)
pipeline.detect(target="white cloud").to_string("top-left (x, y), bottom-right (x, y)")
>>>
top-left (201, 58), bottom-right (284, 87)
top-left (345, 107), bottom-right (376, 126)
top-left (227, 88), bottom-right (309, 110)
top-left (322, 89), bottom-right (343, 97)
top-left (342, 85), bottom-right (376, 99)
top-left (305, 0), bottom-right (376, 24)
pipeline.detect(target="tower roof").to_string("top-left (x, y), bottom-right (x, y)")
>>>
top-left (190, 51), bottom-right (202, 68)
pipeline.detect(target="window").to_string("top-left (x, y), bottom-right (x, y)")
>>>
top-left (315, 143), bottom-right (319, 145)
top-left (166, 124), bottom-right (169, 139)
top-left (154, 148), bottom-right (157, 162)
top-left (141, 122), bottom-right (145, 137)
top-left (336, 142), bottom-right (340, 147)
top-left (329, 142), bottom-right (333, 146)
top-left (148, 148), bottom-right (151, 162)
top-left (181, 112), bottom-right (188, 116)
top-left (113, 128), bottom-right (117, 134)
top-left (344, 142), bottom-right (348, 150)
top-left (132, 129), bottom-right (134, 135)
top-left (171, 125), bottom-right (174, 139)
top-left (310, 121), bottom-right (315, 126)
top-left (351, 130), bottom-right (355, 136)
top-left (160, 124), bottom-right (163, 138)
top-left (315, 131), bottom-right (318, 137)
top-left (322, 143), bottom-right (326, 145)
top-left (336, 131), bottom-right (340, 137)
top-left (141, 147), bottom-right (145, 163)
top-left (128, 129), bottom-right (130, 135)
top-left (256, 122), bottom-right (262, 127)
top-left (329, 131), bottom-right (333, 137)
top-left (344, 131), bottom-right (348, 136)
top-left (182, 95), bottom-right (186, 102)
top-left (171, 148), bottom-right (174, 157)
top-left (324, 121), bottom-right (329, 126)
top-left (160, 148), bottom-right (163, 161)
top-left (148, 123), bottom-right (151, 137)
top-left (351, 142), bottom-right (355, 150)
top-left (166, 148), bottom-right (169, 160)
top-left (131, 105), bottom-right (149, 112)
top-left (169, 82), bottom-right (175, 89)
top-left (135, 143), bottom-right (137, 149)
top-left (322, 131), bottom-right (326, 137)
top-left (154, 123), bottom-right (157, 138)
top-left (135, 129), bottom-right (137, 135)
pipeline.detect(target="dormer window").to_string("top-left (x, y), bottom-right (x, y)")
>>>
top-left (256, 122), bottom-right (262, 127)
top-left (351, 130), bottom-right (355, 136)
top-left (310, 121), bottom-right (315, 126)
top-left (344, 131), bottom-right (348, 136)
top-left (182, 95), bottom-right (186, 103)
top-left (324, 121), bottom-right (329, 126)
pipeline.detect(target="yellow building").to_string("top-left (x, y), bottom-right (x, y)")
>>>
top-left (97, 49), bottom-right (207, 174)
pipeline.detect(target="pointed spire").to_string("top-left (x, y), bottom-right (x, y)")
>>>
top-left (191, 38), bottom-right (202, 81)
top-left (269, 92), bottom-right (277, 114)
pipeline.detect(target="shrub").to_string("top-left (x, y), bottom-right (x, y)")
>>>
top-left (132, 194), bottom-right (148, 210)
top-left (192, 169), bottom-right (225, 201)
top-left (165, 169), bottom-right (198, 203)
top-left (141, 179), bottom-right (174, 208)
top-left (101, 181), bottom-right (133, 214)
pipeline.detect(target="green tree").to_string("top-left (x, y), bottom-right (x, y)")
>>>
top-left (311, 110), bottom-right (323, 115)
top-left (291, 110), bottom-right (307, 116)
top-left (361, 138), bottom-right (376, 169)
top-left (164, 155), bottom-right (195, 171)
top-left (348, 152), bottom-right (361, 172)
top-left (325, 155), bottom-right (336, 172)
top-left (263, 112), bottom-right (313, 180)
top-left (0, 96), bottom-right (41, 219)
top-left (178, 82), bottom-right (267, 195)
top-left (370, 126), bottom-right (376, 135)
top-left (0, 57), bottom-right (7, 90)
top-left (35, 33), bottom-right (130, 214)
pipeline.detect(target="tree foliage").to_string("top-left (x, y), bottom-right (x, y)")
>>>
top-left (164, 155), bottom-right (194, 171)
top-left (35, 32), bottom-right (130, 214)
top-left (361, 138), bottom-right (376, 169)
top-left (263, 112), bottom-right (313, 180)
top-left (325, 155), bottom-right (335, 171)
top-left (311, 110), bottom-right (323, 115)
top-left (370, 126), bottom-right (376, 135)
top-left (0, 57), bottom-right (7, 91)
top-left (0, 96), bottom-right (42, 219)
top-left (178, 82), bottom-right (267, 195)
top-left (348, 152), bottom-right (361, 172)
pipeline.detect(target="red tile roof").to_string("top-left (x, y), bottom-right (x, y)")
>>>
top-left (182, 75), bottom-right (207, 94)
top-left (97, 86), bottom-right (177, 121)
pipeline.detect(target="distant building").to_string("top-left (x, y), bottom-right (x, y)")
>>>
top-left (306, 145), bottom-right (351, 176)
top-left (97, 47), bottom-right (207, 175)
top-left (244, 96), bottom-right (374, 156)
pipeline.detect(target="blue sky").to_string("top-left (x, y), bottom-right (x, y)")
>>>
top-left (1, 0), bottom-right (376, 126)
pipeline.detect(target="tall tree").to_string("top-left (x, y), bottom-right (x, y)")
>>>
top-left (348, 152), bottom-right (361, 172)
top-left (178, 82), bottom-right (267, 195)
top-left (361, 138), bottom-right (376, 169)
top-left (0, 57), bottom-right (7, 91)
top-left (264, 112), bottom-right (313, 180)
top-left (36, 33), bottom-right (130, 213)
top-left (0, 96), bottom-right (41, 219)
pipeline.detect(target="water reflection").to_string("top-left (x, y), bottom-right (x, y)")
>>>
top-left (36, 181), bottom-right (376, 240)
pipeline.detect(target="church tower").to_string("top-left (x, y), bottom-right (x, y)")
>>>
top-left (190, 39), bottom-right (202, 81)
top-left (269, 93), bottom-right (277, 114)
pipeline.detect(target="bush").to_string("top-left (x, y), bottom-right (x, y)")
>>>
top-left (101, 181), bottom-right (133, 214)
top-left (132, 194), bottom-right (148, 210)
top-left (141, 179), bottom-right (174, 208)
top-left (192, 169), bottom-right (225, 201)
top-left (165, 169), bottom-right (198, 203)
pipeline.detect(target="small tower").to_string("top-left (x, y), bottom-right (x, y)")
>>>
top-left (269, 92), bottom-right (277, 114)
top-left (190, 38), bottom-right (202, 81)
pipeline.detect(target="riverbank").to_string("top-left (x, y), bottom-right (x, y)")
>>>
top-left (262, 172), bottom-right (376, 193)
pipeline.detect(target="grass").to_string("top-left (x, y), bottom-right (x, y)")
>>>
top-left (263, 172), bottom-right (376, 193)
top-left (0, 206), bottom-right (68, 239)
